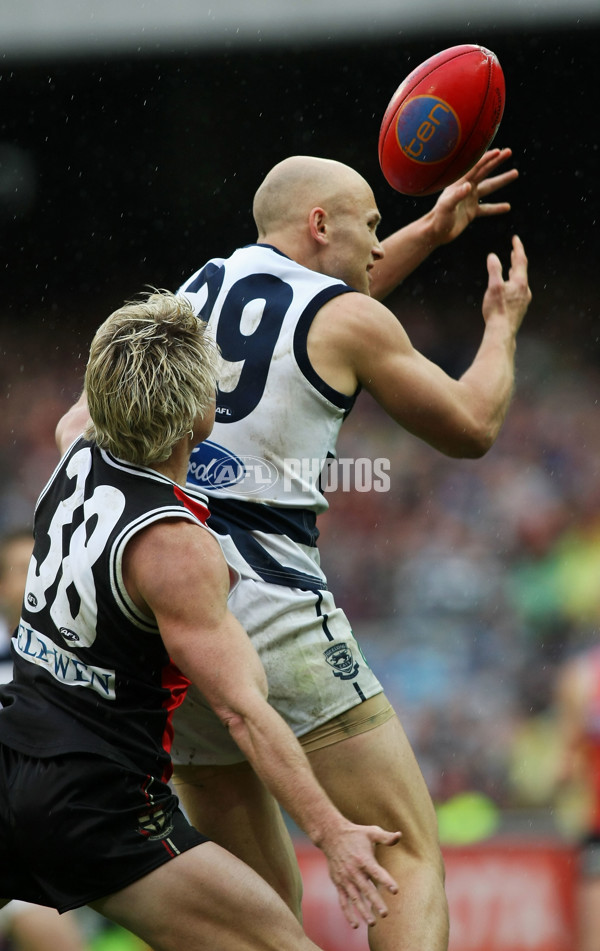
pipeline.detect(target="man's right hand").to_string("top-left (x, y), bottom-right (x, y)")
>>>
top-left (482, 234), bottom-right (532, 336)
top-left (317, 819), bottom-right (401, 929)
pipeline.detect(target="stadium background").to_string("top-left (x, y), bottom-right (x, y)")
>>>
top-left (1, 2), bottom-right (598, 948)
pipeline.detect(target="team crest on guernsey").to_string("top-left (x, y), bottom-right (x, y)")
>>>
top-left (137, 802), bottom-right (175, 841)
top-left (324, 643), bottom-right (359, 680)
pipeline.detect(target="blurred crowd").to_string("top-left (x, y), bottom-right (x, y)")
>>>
top-left (1, 317), bottom-right (599, 831)
top-left (319, 327), bottom-right (600, 821)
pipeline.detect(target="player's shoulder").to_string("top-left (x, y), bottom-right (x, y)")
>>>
top-left (134, 515), bottom-right (220, 561)
top-left (313, 289), bottom-right (398, 348)
top-left (127, 516), bottom-right (229, 595)
top-left (307, 292), bottom-right (401, 396)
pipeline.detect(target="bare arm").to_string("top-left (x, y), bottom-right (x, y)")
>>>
top-left (370, 148), bottom-right (519, 301)
top-left (55, 391), bottom-right (91, 456)
top-left (124, 520), bottom-right (401, 928)
top-left (309, 234), bottom-right (531, 458)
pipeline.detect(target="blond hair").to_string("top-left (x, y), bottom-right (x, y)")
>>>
top-left (85, 290), bottom-right (218, 466)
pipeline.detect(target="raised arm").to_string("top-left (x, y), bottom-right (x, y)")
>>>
top-left (55, 391), bottom-right (91, 456)
top-left (124, 518), bottom-right (401, 929)
top-left (370, 148), bottom-right (519, 301)
top-left (310, 234), bottom-right (531, 458)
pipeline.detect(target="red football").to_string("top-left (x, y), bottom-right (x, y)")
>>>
top-left (378, 44), bottom-right (505, 196)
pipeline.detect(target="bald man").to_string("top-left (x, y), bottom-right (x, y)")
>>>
top-left (172, 152), bottom-right (531, 951)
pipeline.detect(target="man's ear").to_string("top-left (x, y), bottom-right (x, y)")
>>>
top-left (308, 207), bottom-right (328, 244)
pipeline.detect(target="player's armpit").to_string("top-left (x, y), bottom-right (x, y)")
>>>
top-left (310, 293), bottom-right (502, 458)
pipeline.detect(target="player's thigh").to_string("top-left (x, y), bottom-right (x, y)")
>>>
top-left (307, 714), bottom-right (440, 860)
top-left (7, 904), bottom-right (86, 951)
top-left (173, 761), bottom-right (303, 914)
top-left (92, 841), bottom-right (318, 951)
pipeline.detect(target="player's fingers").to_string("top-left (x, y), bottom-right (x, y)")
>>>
top-left (345, 878), bottom-right (382, 927)
top-left (362, 854), bottom-right (399, 895)
top-left (369, 827), bottom-right (402, 850)
top-left (509, 234), bottom-right (528, 272)
top-left (467, 147), bottom-right (511, 181)
top-left (373, 827), bottom-right (402, 847)
top-left (476, 168), bottom-right (519, 196)
top-left (486, 252), bottom-right (503, 288)
top-left (476, 201), bottom-right (512, 217)
top-left (509, 237), bottom-right (531, 295)
top-left (356, 871), bottom-right (392, 918)
top-left (465, 147), bottom-right (501, 177)
top-left (512, 233), bottom-right (526, 254)
top-left (481, 146), bottom-right (512, 168)
top-left (439, 179), bottom-right (471, 205)
top-left (338, 888), bottom-right (363, 930)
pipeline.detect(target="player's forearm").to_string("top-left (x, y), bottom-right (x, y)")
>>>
top-left (370, 210), bottom-right (439, 301)
top-left (456, 316), bottom-right (517, 452)
top-left (224, 703), bottom-right (345, 846)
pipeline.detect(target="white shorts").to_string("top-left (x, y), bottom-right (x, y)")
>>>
top-left (171, 578), bottom-right (383, 766)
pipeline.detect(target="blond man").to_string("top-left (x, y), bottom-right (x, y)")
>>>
top-left (0, 291), bottom-right (400, 951)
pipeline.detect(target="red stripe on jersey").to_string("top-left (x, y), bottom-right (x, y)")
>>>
top-left (160, 659), bottom-right (191, 782)
top-left (173, 484), bottom-right (210, 524)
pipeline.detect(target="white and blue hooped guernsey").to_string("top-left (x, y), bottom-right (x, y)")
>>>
top-left (173, 244), bottom-right (386, 760)
top-left (179, 244), bottom-right (358, 593)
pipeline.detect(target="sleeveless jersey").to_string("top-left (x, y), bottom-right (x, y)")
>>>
top-left (0, 437), bottom-right (210, 782)
top-left (179, 243), bottom-right (356, 592)
top-left (0, 623), bottom-right (13, 685)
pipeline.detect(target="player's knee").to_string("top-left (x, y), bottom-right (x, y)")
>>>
top-left (377, 825), bottom-right (445, 883)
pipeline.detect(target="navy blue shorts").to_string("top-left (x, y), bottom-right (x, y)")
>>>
top-left (0, 745), bottom-right (208, 912)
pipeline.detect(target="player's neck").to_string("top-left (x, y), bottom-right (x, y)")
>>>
top-left (258, 230), bottom-right (311, 268)
top-left (151, 436), bottom-right (194, 487)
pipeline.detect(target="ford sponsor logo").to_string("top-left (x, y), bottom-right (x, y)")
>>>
top-left (188, 442), bottom-right (279, 494)
top-left (188, 441), bottom-right (245, 490)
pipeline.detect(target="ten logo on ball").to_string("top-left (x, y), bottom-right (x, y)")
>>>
top-left (379, 44), bottom-right (505, 196)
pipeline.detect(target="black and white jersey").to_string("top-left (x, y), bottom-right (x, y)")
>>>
top-left (0, 622), bottom-right (13, 686)
top-left (179, 243), bottom-right (356, 592)
top-left (0, 437), bottom-right (210, 781)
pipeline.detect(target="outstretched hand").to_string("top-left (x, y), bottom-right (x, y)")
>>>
top-left (483, 234), bottom-right (531, 335)
top-left (371, 148), bottom-right (520, 301)
top-left (319, 820), bottom-right (401, 929)
top-left (430, 147), bottom-right (518, 246)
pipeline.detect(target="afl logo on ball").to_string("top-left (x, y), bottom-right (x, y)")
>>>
top-left (396, 96), bottom-right (461, 164)
top-left (324, 643), bottom-right (359, 681)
